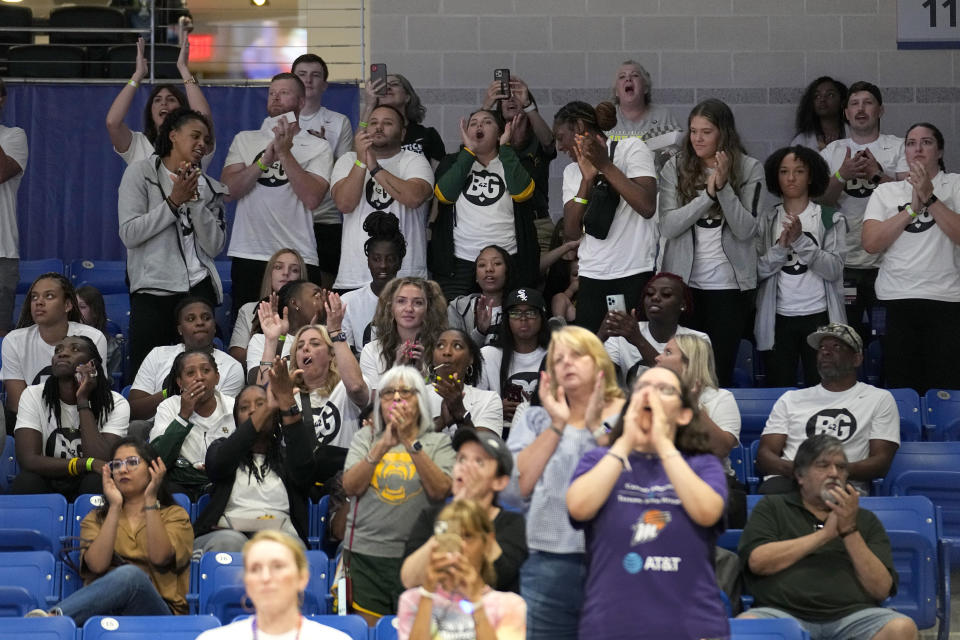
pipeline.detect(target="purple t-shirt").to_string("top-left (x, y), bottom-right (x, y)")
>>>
top-left (571, 448), bottom-right (730, 640)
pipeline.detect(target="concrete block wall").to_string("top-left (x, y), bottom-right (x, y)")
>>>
top-left (370, 0), bottom-right (960, 219)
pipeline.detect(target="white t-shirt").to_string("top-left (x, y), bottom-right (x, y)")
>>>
top-left (0, 323), bottom-right (109, 387)
top-left (603, 323), bottom-right (709, 388)
top-left (821, 135), bottom-right (908, 268)
top-left (699, 386), bottom-right (741, 476)
top-left (295, 381), bottom-right (364, 449)
top-left (478, 345), bottom-right (546, 397)
top-left (331, 150), bottom-right (434, 289)
top-left (562, 136), bottom-right (658, 279)
top-left (428, 384), bottom-right (504, 436)
top-left (245, 333), bottom-right (293, 372)
top-left (688, 184), bottom-right (739, 289)
top-left (117, 130), bottom-right (216, 170)
top-left (196, 617), bottom-right (352, 640)
top-left (775, 201), bottom-right (829, 316)
top-left (865, 172), bottom-right (960, 302)
top-left (229, 301), bottom-right (259, 351)
top-left (341, 284), bottom-right (379, 354)
top-left (761, 382), bottom-right (900, 489)
top-left (453, 156), bottom-right (519, 260)
top-left (358, 339), bottom-right (388, 389)
top-left (299, 105), bottom-right (353, 225)
top-left (15, 385), bottom-right (129, 458)
top-left (221, 453), bottom-right (297, 538)
top-left (225, 117), bottom-right (334, 266)
top-left (131, 345), bottom-right (245, 399)
top-left (0, 125), bottom-right (28, 259)
top-left (150, 391), bottom-right (237, 467)
top-left (155, 163), bottom-right (209, 287)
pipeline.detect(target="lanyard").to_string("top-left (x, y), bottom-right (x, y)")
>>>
top-left (251, 614), bottom-right (302, 640)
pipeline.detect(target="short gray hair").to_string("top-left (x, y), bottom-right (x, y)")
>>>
top-left (374, 365), bottom-right (433, 436)
top-left (793, 434), bottom-right (846, 481)
top-left (613, 60), bottom-right (652, 106)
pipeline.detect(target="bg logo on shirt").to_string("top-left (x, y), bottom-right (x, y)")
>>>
top-left (782, 232), bottom-right (819, 275)
top-left (905, 209), bottom-right (936, 234)
top-left (312, 401), bottom-right (342, 446)
top-left (254, 151), bottom-right (289, 188)
top-left (462, 170), bottom-right (505, 206)
top-left (805, 408), bottom-right (858, 441)
top-left (365, 179), bottom-right (395, 210)
top-left (842, 177), bottom-right (877, 199)
top-left (45, 431), bottom-right (82, 459)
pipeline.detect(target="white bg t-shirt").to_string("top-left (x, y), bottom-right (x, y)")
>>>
top-left (299, 105), bottom-right (353, 225)
top-left (478, 345), bottom-right (546, 397)
top-left (295, 382), bottom-right (364, 449)
top-left (15, 385), bottom-right (129, 458)
top-left (821, 135), bottom-right (908, 269)
top-left (131, 345), bottom-right (245, 399)
top-left (453, 156), bottom-right (518, 260)
top-left (150, 391), bottom-right (236, 467)
top-left (865, 173), bottom-right (960, 302)
top-left (222, 453), bottom-right (297, 537)
top-left (562, 137), bottom-right (657, 279)
top-left (776, 201), bottom-right (829, 316)
top-left (604, 322), bottom-right (709, 388)
top-left (0, 125), bottom-right (28, 259)
top-left (341, 284), bottom-right (379, 354)
top-left (225, 117), bottom-right (334, 266)
top-left (0, 323), bottom-right (109, 387)
top-left (331, 150), bottom-right (434, 289)
top-left (762, 382), bottom-right (900, 490)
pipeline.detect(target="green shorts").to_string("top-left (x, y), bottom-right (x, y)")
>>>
top-left (345, 550), bottom-right (404, 618)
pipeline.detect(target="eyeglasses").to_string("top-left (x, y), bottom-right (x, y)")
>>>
top-left (635, 381), bottom-right (680, 397)
top-left (380, 387), bottom-right (417, 399)
top-left (508, 310), bottom-right (539, 320)
top-left (107, 455), bottom-right (142, 473)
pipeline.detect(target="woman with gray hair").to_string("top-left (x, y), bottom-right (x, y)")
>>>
top-left (341, 365), bottom-right (455, 624)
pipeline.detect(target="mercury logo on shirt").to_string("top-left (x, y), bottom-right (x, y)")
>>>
top-left (805, 408), bottom-right (857, 441)
top-left (462, 170), bottom-right (505, 206)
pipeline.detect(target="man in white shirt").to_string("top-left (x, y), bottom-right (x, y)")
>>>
top-left (819, 82), bottom-right (909, 342)
top-left (222, 72), bottom-right (333, 316)
top-left (0, 79), bottom-right (28, 336)
top-left (756, 323), bottom-right (899, 494)
top-left (331, 104), bottom-right (433, 291)
top-left (292, 54), bottom-right (354, 289)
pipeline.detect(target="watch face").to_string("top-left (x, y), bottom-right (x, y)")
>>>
top-left (412, 440), bottom-right (423, 452)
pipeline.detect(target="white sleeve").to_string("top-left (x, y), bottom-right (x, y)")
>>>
top-left (223, 134), bottom-right (248, 169)
top-left (150, 397), bottom-right (182, 441)
top-left (477, 346), bottom-right (500, 393)
top-left (707, 389), bottom-right (742, 444)
top-left (870, 390), bottom-right (902, 445)
top-left (304, 142), bottom-right (334, 182)
top-left (863, 185), bottom-right (895, 223)
top-left (334, 115), bottom-right (354, 159)
top-left (359, 342), bottom-right (382, 389)
top-left (892, 140), bottom-right (908, 174)
top-left (561, 162), bottom-right (581, 206)
top-left (132, 347), bottom-right (164, 393)
top-left (229, 304), bottom-right (254, 350)
top-left (330, 152), bottom-right (358, 188)
top-left (101, 394), bottom-right (131, 438)
top-left (3, 127), bottom-right (28, 169)
top-left (218, 357), bottom-right (245, 398)
top-left (760, 395), bottom-right (791, 436)
top-left (820, 142), bottom-right (844, 173)
top-left (470, 390), bottom-right (504, 436)
top-left (12, 386), bottom-right (42, 432)
top-left (0, 332), bottom-right (24, 381)
top-left (405, 152), bottom-right (435, 186)
top-left (245, 334), bottom-right (265, 372)
top-left (92, 332), bottom-right (109, 377)
top-left (623, 138), bottom-right (656, 179)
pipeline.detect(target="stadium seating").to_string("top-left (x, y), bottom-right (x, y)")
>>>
top-left (0, 550), bottom-right (58, 614)
top-left (887, 388), bottom-right (922, 442)
top-left (922, 389), bottom-right (960, 441)
top-left (729, 617), bottom-right (810, 639)
top-left (69, 260), bottom-right (128, 295)
top-left (0, 493), bottom-right (68, 552)
top-left (6, 44), bottom-right (85, 78)
top-left (307, 614), bottom-right (369, 640)
top-left (309, 495), bottom-right (330, 551)
top-left (16, 259), bottom-right (65, 294)
top-left (729, 387), bottom-right (794, 445)
top-left (0, 435), bottom-right (17, 493)
top-left (375, 615), bottom-right (399, 640)
top-left (0, 616), bottom-right (76, 640)
top-left (82, 615), bottom-right (221, 640)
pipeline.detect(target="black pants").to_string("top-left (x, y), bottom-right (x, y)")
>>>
top-left (314, 222), bottom-right (343, 281)
top-left (11, 468), bottom-right (103, 500)
top-left (231, 257), bottom-right (325, 318)
top-left (688, 288), bottom-right (755, 389)
top-left (128, 277), bottom-right (217, 383)
top-left (883, 298), bottom-right (960, 394)
top-left (763, 311), bottom-right (828, 388)
top-left (843, 267), bottom-right (878, 346)
top-left (575, 272), bottom-right (653, 335)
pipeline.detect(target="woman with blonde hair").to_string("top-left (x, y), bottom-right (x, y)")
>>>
top-left (396, 499), bottom-right (526, 640)
top-left (196, 530), bottom-right (352, 640)
top-left (341, 365), bottom-right (455, 624)
top-left (506, 325), bottom-right (624, 640)
top-left (359, 277), bottom-right (447, 388)
top-left (229, 248), bottom-right (307, 366)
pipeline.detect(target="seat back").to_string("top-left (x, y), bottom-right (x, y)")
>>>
top-left (16, 259), bottom-right (66, 294)
top-left (197, 551), bottom-right (245, 620)
top-left (729, 387), bottom-right (794, 444)
top-left (0, 435), bottom-right (18, 492)
top-left (0, 5), bottom-right (33, 62)
top-left (307, 615), bottom-right (370, 640)
top-left (729, 443), bottom-right (747, 487)
top-left (374, 615), bottom-right (399, 640)
top-left (0, 616), bottom-right (77, 640)
top-left (729, 617), bottom-right (810, 639)
top-left (0, 493), bottom-right (68, 552)
top-left (48, 7), bottom-right (128, 46)
top-left (69, 260), bottom-right (128, 295)
top-left (923, 389), bottom-right (960, 440)
top-left (887, 388), bottom-right (922, 442)
top-left (6, 44), bottom-right (85, 78)
top-left (0, 550), bottom-right (58, 613)
top-left (82, 615), bottom-right (221, 640)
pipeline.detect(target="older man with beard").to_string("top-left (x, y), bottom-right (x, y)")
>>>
top-left (737, 435), bottom-right (918, 640)
top-left (330, 104), bottom-right (433, 293)
top-left (755, 323), bottom-right (899, 494)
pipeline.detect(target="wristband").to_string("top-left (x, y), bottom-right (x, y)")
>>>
top-left (85, 457), bottom-right (95, 472)
top-left (127, 79), bottom-right (139, 88)
top-left (660, 449), bottom-right (682, 460)
top-left (68, 457), bottom-right (78, 476)
top-left (573, 196), bottom-right (588, 205)
top-left (833, 170), bottom-right (844, 182)
top-left (839, 525), bottom-right (858, 538)
top-left (605, 451), bottom-right (630, 470)
top-left (277, 334), bottom-right (286, 343)
top-left (184, 75), bottom-right (198, 85)
top-left (260, 361), bottom-right (274, 367)
top-left (462, 147), bottom-right (476, 157)
top-left (144, 503), bottom-right (161, 511)
top-left (358, 121), bottom-right (368, 128)
top-left (905, 204), bottom-right (917, 218)
top-left (369, 165), bottom-right (383, 177)
top-left (364, 453), bottom-right (378, 465)
top-left (550, 425), bottom-right (564, 437)
top-left (162, 388), bottom-right (168, 399)
top-left (355, 159), bottom-right (367, 169)
top-left (418, 586), bottom-right (435, 599)
top-left (256, 158), bottom-right (270, 172)
top-left (523, 102), bottom-right (537, 113)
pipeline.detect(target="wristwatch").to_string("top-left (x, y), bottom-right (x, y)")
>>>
top-left (410, 439), bottom-right (423, 453)
top-left (279, 404), bottom-right (302, 417)
top-left (330, 331), bottom-right (348, 343)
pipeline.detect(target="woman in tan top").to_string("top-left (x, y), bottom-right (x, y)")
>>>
top-left (26, 437), bottom-right (193, 622)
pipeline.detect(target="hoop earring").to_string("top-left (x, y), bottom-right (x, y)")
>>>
top-left (466, 365), bottom-right (474, 378)
top-left (242, 593), bottom-right (254, 613)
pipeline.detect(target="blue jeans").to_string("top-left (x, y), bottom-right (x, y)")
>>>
top-left (57, 565), bottom-right (171, 624)
top-left (520, 551), bottom-right (585, 640)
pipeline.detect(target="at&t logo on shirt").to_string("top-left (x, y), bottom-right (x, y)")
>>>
top-left (622, 552), bottom-right (681, 574)
top-left (462, 170), bottom-right (505, 206)
top-left (806, 408), bottom-right (857, 441)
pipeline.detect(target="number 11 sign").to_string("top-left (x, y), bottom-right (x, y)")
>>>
top-left (898, 0), bottom-right (960, 48)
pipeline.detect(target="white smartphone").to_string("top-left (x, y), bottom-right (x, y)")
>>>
top-left (280, 111), bottom-right (297, 124)
top-left (606, 294), bottom-right (627, 313)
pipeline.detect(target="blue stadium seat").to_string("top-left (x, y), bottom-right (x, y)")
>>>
top-left (307, 614), bottom-right (369, 640)
top-left (0, 550), bottom-right (59, 613)
top-left (0, 616), bottom-right (76, 640)
top-left (922, 389), bottom-right (960, 441)
top-left (732, 340), bottom-right (756, 388)
top-left (216, 293), bottom-right (233, 345)
top-left (887, 388), bottom-right (922, 442)
top-left (729, 617), bottom-right (810, 639)
top-left (102, 294), bottom-right (131, 338)
top-left (729, 443), bottom-right (747, 487)
top-left (308, 495), bottom-right (329, 550)
top-left (0, 493), bottom-right (68, 552)
top-left (82, 615), bottom-right (221, 640)
top-left (215, 261), bottom-right (232, 297)
top-left (0, 435), bottom-right (18, 493)
top-left (16, 259), bottom-right (66, 294)
top-left (374, 615), bottom-right (398, 640)
top-left (120, 385), bottom-right (132, 400)
top-left (68, 260), bottom-right (127, 295)
top-left (729, 388), bottom-right (794, 445)
top-left (861, 339), bottom-right (883, 386)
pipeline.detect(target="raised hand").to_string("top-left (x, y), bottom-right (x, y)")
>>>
top-left (133, 37), bottom-right (148, 83)
top-left (144, 457), bottom-right (167, 503)
top-left (459, 117), bottom-right (475, 150)
top-left (272, 118), bottom-right (295, 158)
top-left (481, 80), bottom-right (505, 110)
top-left (176, 33), bottom-right (191, 77)
top-left (101, 463), bottom-right (123, 507)
top-left (499, 113), bottom-right (521, 147)
top-left (538, 371), bottom-right (570, 427)
top-left (474, 295), bottom-right (495, 335)
top-left (258, 298), bottom-right (289, 342)
top-left (325, 293), bottom-right (346, 331)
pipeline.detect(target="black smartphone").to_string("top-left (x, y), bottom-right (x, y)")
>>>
top-left (370, 63), bottom-right (388, 95)
top-left (494, 68), bottom-right (511, 98)
top-left (504, 383), bottom-right (524, 403)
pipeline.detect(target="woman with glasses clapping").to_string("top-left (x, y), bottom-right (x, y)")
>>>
top-left (26, 437), bottom-right (192, 622)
